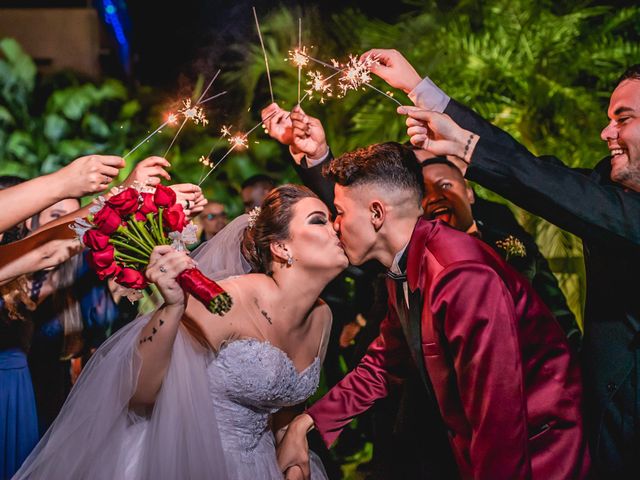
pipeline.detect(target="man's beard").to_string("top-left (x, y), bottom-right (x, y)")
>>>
top-left (611, 158), bottom-right (640, 192)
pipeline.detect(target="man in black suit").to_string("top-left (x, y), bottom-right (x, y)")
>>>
top-left (376, 49), bottom-right (640, 476)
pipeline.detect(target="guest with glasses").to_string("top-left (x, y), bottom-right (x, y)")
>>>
top-left (199, 201), bottom-right (228, 242)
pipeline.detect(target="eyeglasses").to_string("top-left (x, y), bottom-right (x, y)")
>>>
top-left (205, 212), bottom-right (227, 220)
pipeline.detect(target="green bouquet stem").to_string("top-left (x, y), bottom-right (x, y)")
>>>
top-left (129, 219), bottom-right (158, 249)
top-left (114, 250), bottom-right (148, 265)
top-left (110, 238), bottom-right (151, 260)
top-left (114, 229), bottom-right (153, 255)
top-left (156, 208), bottom-right (168, 245)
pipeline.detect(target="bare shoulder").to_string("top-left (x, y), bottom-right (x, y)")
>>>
top-left (309, 299), bottom-right (332, 327)
top-left (217, 273), bottom-right (271, 294)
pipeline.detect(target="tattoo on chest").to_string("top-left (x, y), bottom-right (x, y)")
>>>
top-left (254, 299), bottom-right (273, 325)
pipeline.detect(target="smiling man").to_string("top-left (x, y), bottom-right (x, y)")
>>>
top-left (373, 51), bottom-right (640, 476)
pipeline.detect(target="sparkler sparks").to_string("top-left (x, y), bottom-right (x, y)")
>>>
top-left (198, 110), bottom-right (278, 187)
top-left (198, 155), bottom-right (211, 167)
top-left (220, 125), bottom-right (232, 137)
top-left (124, 73), bottom-right (225, 160)
top-left (178, 99), bottom-right (208, 126)
top-left (290, 50), bottom-right (402, 105)
top-left (336, 54), bottom-right (376, 97)
top-left (287, 46), bottom-right (310, 68)
top-left (228, 134), bottom-right (248, 149)
top-left (305, 70), bottom-right (333, 103)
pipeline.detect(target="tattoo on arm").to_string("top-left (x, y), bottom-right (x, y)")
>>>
top-left (139, 318), bottom-right (165, 344)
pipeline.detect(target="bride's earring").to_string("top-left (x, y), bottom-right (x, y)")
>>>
top-left (286, 253), bottom-right (294, 266)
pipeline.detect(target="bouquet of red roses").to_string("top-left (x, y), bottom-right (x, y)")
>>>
top-left (75, 184), bottom-right (232, 315)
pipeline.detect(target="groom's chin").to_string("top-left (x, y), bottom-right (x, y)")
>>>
top-left (345, 250), bottom-right (365, 267)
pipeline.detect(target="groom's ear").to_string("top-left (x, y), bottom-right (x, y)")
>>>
top-left (370, 200), bottom-right (385, 232)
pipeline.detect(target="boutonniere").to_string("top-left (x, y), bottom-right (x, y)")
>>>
top-left (495, 235), bottom-right (526, 261)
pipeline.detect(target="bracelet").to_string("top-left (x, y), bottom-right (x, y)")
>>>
top-left (460, 133), bottom-right (475, 165)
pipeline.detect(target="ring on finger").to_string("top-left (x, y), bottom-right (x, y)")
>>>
top-left (159, 265), bottom-right (167, 273)
top-left (103, 175), bottom-right (111, 184)
top-left (185, 199), bottom-right (190, 210)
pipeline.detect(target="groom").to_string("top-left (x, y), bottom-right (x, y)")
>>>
top-left (277, 142), bottom-right (590, 479)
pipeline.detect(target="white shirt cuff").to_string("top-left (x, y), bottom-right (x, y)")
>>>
top-left (408, 76), bottom-right (450, 112)
top-left (290, 146), bottom-right (330, 168)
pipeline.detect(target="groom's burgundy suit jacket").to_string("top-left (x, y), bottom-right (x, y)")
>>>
top-left (308, 218), bottom-right (590, 479)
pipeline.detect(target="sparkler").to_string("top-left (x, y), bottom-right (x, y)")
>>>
top-left (287, 45), bottom-right (310, 69)
top-left (305, 70), bottom-right (334, 104)
top-left (298, 18), bottom-right (302, 104)
top-left (293, 50), bottom-right (402, 106)
top-left (198, 111), bottom-right (278, 187)
top-left (252, 6), bottom-right (275, 105)
top-left (123, 114), bottom-right (179, 160)
top-left (123, 73), bottom-right (226, 160)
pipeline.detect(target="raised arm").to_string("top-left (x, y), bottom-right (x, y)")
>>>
top-left (0, 154), bottom-right (125, 233)
top-left (261, 104), bottom-right (336, 211)
top-left (130, 245), bottom-right (197, 406)
top-left (399, 106), bottom-right (640, 247)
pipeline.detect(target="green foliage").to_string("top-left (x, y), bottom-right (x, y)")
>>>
top-left (233, 0), bottom-right (640, 324)
top-left (0, 38), bottom-right (150, 178)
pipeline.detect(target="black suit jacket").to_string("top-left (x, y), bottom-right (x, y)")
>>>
top-left (446, 98), bottom-right (640, 476)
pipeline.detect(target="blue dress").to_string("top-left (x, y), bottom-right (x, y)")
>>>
top-left (0, 344), bottom-right (38, 480)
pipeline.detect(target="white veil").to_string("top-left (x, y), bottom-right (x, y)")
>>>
top-left (13, 216), bottom-right (253, 480)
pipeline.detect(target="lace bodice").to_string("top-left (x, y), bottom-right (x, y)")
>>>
top-left (207, 338), bottom-right (320, 452)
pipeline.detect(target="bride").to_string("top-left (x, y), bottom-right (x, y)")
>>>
top-left (13, 184), bottom-right (348, 480)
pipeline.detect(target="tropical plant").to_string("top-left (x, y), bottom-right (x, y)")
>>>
top-left (232, 0), bottom-right (640, 326)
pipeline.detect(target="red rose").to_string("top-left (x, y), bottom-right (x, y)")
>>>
top-left (88, 244), bottom-right (115, 268)
top-left (87, 245), bottom-right (120, 279)
top-left (83, 229), bottom-right (110, 250)
top-left (92, 206), bottom-right (122, 234)
top-left (116, 267), bottom-right (147, 289)
top-left (139, 193), bottom-right (158, 215)
top-left (107, 188), bottom-right (140, 216)
top-left (154, 185), bottom-right (176, 208)
top-left (134, 211), bottom-right (146, 222)
top-left (164, 204), bottom-right (186, 232)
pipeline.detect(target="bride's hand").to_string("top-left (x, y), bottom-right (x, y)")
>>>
top-left (146, 246), bottom-right (196, 307)
top-left (284, 465), bottom-right (305, 480)
top-left (277, 415), bottom-right (312, 480)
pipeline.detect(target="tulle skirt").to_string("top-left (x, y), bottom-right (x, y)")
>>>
top-left (222, 431), bottom-right (327, 480)
top-left (0, 349), bottom-right (38, 480)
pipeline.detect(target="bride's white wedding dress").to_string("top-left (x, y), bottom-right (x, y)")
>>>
top-left (13, 215), bottom-right (328, 480)
top-left (206, 338), bottom-right (327, 478)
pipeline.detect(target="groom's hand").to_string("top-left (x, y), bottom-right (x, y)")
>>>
top-left (277, 414), bottom-right (313, 480)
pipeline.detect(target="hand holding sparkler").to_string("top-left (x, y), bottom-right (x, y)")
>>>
top-left (56, 155), bottom-right (125, 197)
top-left (261, 103), bottom-right (294, 146)
top-left (361, 49), bottom-right (422, 94)
top-left (169, 183), bottom-right (207, 218)
top-left (289, 106), bottom-right (328, 160)
top-left (397, 105), bottom-right (479, 172)
top-left (121, 157), bottom-right (171, 188)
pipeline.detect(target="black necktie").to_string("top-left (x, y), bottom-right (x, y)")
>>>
top-left (386, 248), bottom-right (408, 282)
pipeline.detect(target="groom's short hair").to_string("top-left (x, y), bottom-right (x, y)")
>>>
top-left (323, 142), bottom-right (424, 202)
